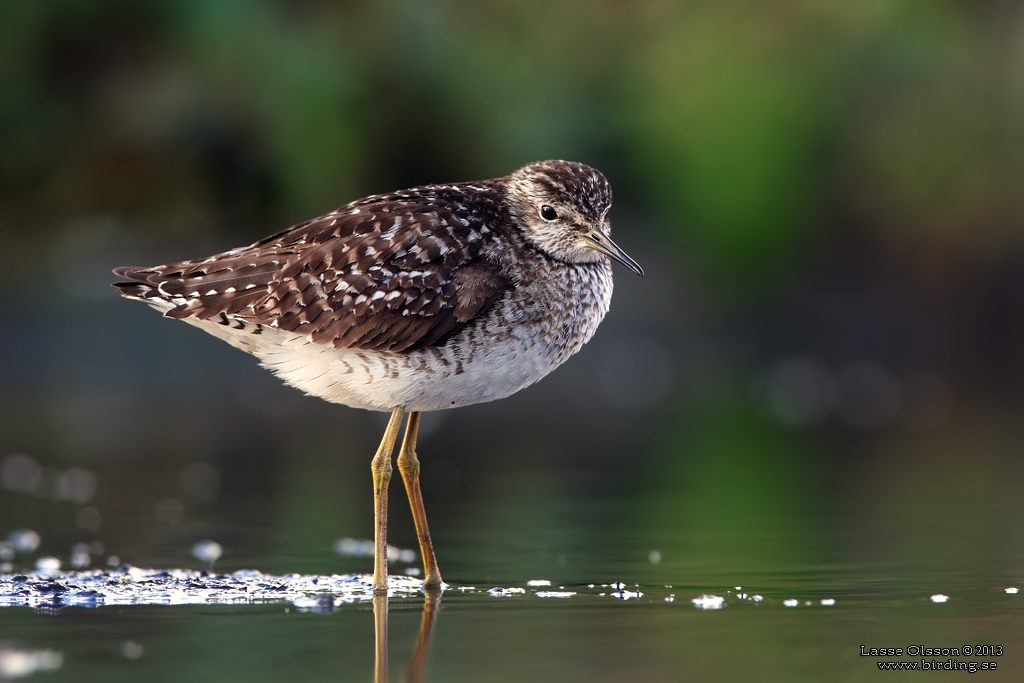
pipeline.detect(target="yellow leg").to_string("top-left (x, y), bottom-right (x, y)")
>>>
top-left (397, 412), bottom-right (443, 587)
top-left (372, 406), bottom-right (406, 592)
top-left (373, 592), bottom-right (388, 683)
top-left (405, 585), bottom-right (442, 683)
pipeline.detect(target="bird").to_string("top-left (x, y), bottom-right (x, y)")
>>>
top-left (112, 159), bottom-right (643, 591)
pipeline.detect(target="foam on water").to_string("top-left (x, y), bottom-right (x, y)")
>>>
top-left (692, 594), bottom-right (725, 610)
top-left (0, 647), bottom-right (63, 679)
top-left (3, 564), bottom-right (985, 613)
top-left (0, 566), bottom-right (424, 610)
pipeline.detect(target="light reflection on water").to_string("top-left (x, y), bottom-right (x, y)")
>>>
top-left (3, 346), bottom-right (1024, 680)
top-left (2, 493), bottom-right (1024, 683)
top-left (0, 569), bottom-right (1022, 682)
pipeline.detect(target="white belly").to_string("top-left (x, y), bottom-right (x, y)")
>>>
top-left (175, 260), bottom-right (613, 412)
top-left (246, 327), bottom-right (554, 411)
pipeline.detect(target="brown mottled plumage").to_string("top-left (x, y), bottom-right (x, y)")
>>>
top-left (115, 183), bottom-right (511, 353)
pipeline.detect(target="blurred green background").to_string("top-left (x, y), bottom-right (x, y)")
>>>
top-left (3, 1), bottom-right (1024, 681)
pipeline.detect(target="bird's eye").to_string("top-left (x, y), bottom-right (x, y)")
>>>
top-left (540, 205), bottom-right (558, 221)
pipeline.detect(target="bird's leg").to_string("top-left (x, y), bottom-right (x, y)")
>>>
top-left (397, 412), bottom-right (443, 587)
top-left (372, 406), bottom-right (406, 592)
top-left (405, 584), bottom-right (442, 683)
top-left (372, 592), bottom-right (388, 683)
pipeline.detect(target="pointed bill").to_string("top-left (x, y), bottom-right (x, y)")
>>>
top-left (583, 229), bottom-right (644, 277)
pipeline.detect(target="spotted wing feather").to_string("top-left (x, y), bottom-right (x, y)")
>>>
top-left (114, 186), bottom-right (512, 353)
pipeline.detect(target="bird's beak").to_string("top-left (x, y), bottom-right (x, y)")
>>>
top-left (583, 229), bottom-right (644, 277)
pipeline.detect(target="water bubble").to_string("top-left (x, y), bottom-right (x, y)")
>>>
top-left (783, 599), bottom-right (799, 607)
top-left (34, 467), bottom-right (61, 500)
top-left (71, 543), bottom-right (92, 569)
top-left (820, 598), bottom-right (836, 606)
top-left (930, 594), bottom-right (949, 603)
top-left (55, 468), bottom-right (96, 504)
top-left (0, 648), bottom-right (63, 678)
top-left (527, 579), bottom-right (551, 587)
top-left (36, 557), bottom-right (61, 572)
top-left (1005, 587), bottom-right (1019, 594)
top-left (192, 540), bottom-right (222, 565)
top-left (122, 642), bottom-right (144, 660)
top-left (691, 595), bottom-right (724, 610)
top-left (181, 463), bottom-right (219, 500)
top-left (613, 588), bottom-right (643, 600)
top-left (76, 508), bottom-right (102, 531)
top-left (387, 545), bottom-right (416, 563)
top-left (334, 538), bottom-right (375, 557)
top-left (332, 539), bottom-right (415, 562)
top-left (3, 567), bottom-right (425, 608)
top-left (156, 499), bottom-right (185, 526)
top-left (1, 454), bottom-right (41, 494)
top-left (9, 529), bottom-right (40, 554)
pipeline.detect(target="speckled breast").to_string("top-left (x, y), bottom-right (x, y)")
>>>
top-left (249, 259), bottom-right (614, 412)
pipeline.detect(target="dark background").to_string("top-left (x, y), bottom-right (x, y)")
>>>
top-left (3, 0), bottom-right (1024, 638)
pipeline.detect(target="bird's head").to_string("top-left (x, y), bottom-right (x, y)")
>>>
top-left (505, 160), bottom-right (643, 277)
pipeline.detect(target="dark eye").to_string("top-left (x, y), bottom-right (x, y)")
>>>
top-left (540, 205), bottom-right (558, 221)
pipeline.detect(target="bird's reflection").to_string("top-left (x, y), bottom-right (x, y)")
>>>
top-left (374, 586), bottom-right (442, 683)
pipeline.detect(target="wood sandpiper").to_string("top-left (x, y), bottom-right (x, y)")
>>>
top-left (113, 159), bottom-right (643, 590)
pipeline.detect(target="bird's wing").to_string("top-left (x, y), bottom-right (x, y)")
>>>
top-left (114, 190), bottom-right (512, 353)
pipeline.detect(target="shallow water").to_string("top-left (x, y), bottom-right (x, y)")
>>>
top-left (1, 570), bottom-right (1022, 682)
top-left (3, 564), bottom-right (1022, 681)
top-left (3, 452), bottom-right (1024, 682)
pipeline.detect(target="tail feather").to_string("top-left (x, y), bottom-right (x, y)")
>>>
top-left (112, 268), bottom-right (164, 302)
top-left (112, 280), bottom-right (157, 299)
top-left (112, 261), bottom-right (275, 320)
